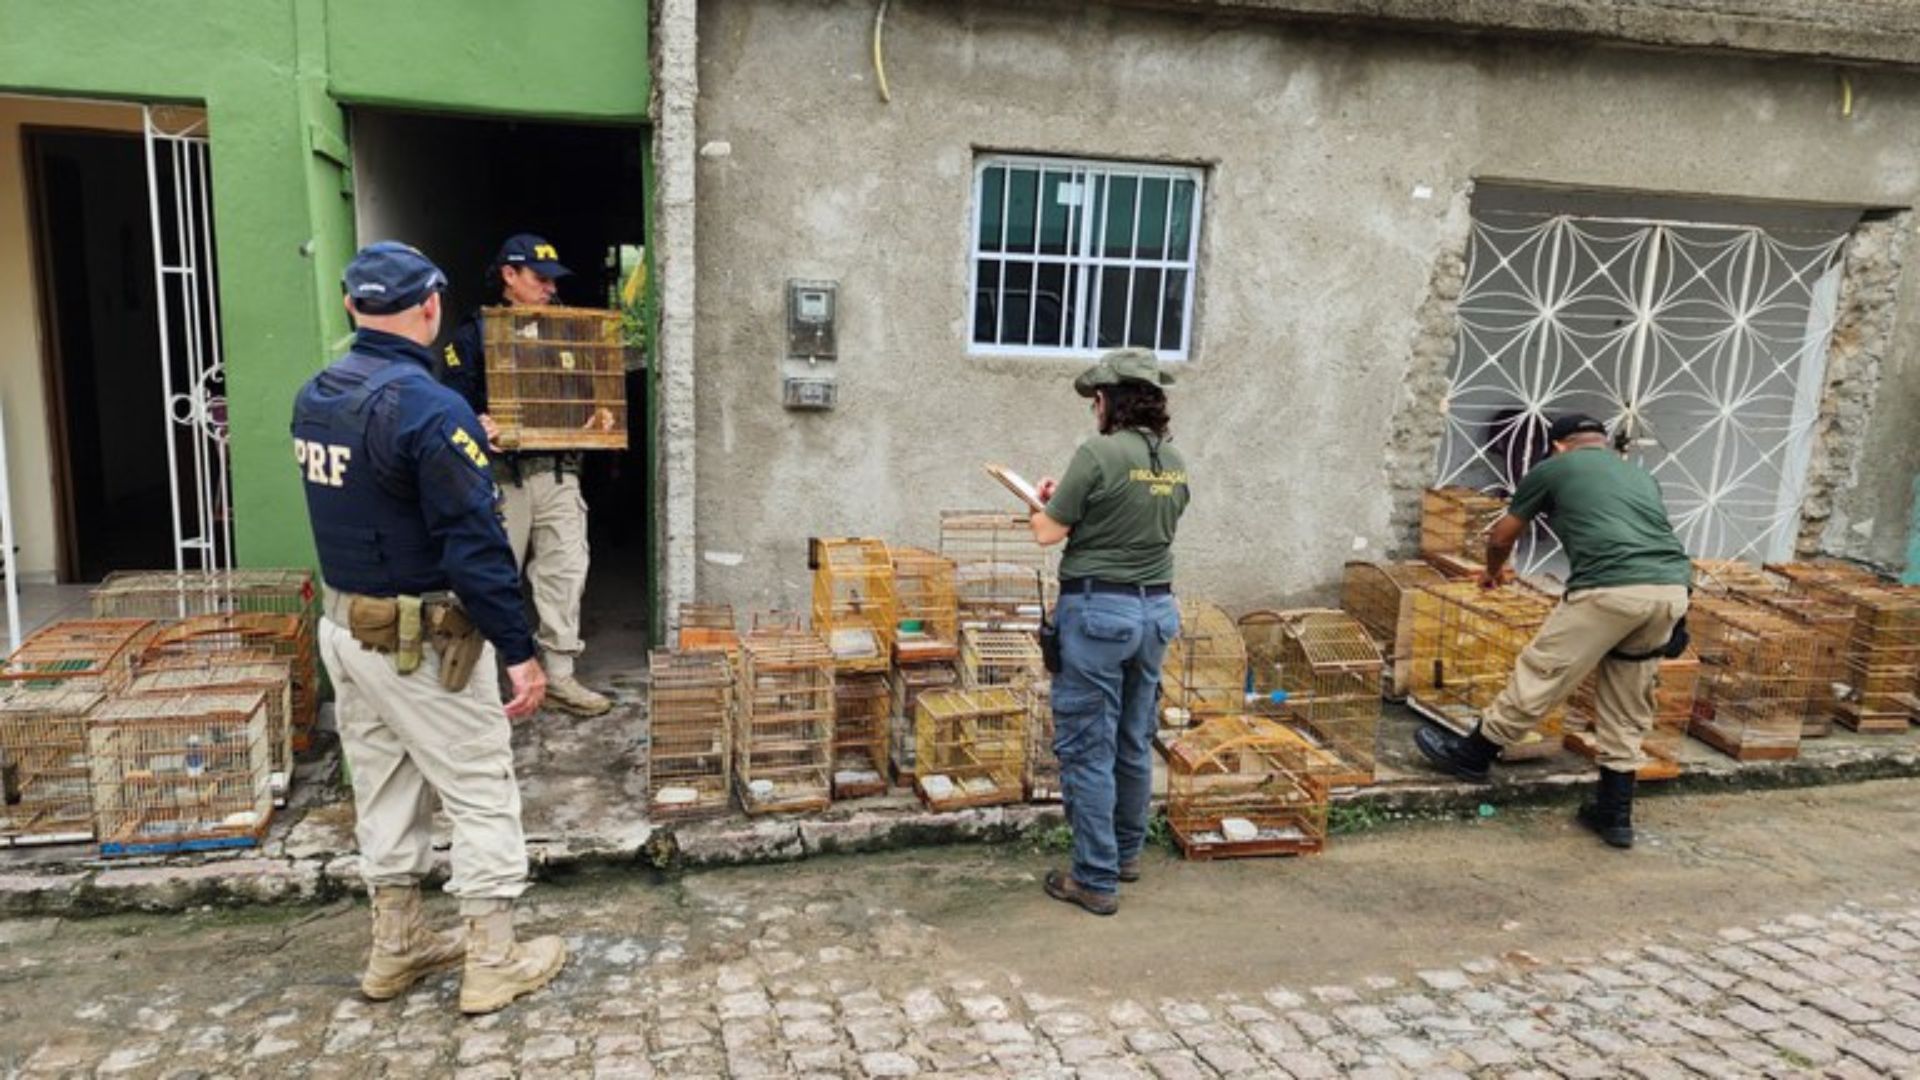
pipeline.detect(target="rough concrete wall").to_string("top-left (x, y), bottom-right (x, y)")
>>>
top-left (691, 0), bottom-right (1920, 613)
top-left (1803, 215), bottom-right (1911, 563)
top-left (652, 0), bottom-right (700, 634)
top-left (1382, 195), bottom-right (1472, 558)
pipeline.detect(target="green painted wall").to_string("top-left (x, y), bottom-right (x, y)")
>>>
top-left (0, 0), bottom-right (648, 571)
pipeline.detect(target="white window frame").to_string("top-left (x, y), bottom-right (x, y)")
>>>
top-left (968, 153), bottom-right (1204, 361)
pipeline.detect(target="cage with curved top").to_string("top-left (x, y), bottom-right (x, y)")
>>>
top-left (1165, 715), bottom-right (1332, 860)
top-left (889, 546), bottom-right (960, 664)
top-left (677, 603), bottom-right (741, 666)
top-left (482, 304), bottom-right (627, 451)
top-left (1408, 581), bottom-right (1564, 760)
top-left (1686, 595), bottom-right (1823, 760)
top-left (939, 510), bottom-right (1054, 630)
top-left (127, 658), bottom-right (294, 804)
top-left (889, 660), bottom-right (958, 784)
top-left (913, 687), bottom-right (1026, 811)
top-left (1161, 600), bottom-right (1247, 727)
top-left (810, 538), bottom-right (897, 674)
top-left (1420, 487), bottom-right (1506, 568)
top-left (1341, 561), bottom-right (1448, 698)
top-left (89, 690), bottom-right (273, 856)
top-left (1261, 610), bottom-right (1383, 788)
top-left (0, 684), bottom-right (104, 844)
top-left (734, 629), bottom-right (835, 814)
top-left (1, 620), bottom-right (156, 693)
top-left (832, 671), bottom-right (892, 799)
top-left (1565, 649), bottom-right (1698, 779)
top-left (646, 649), bottom-right (733, 822)
top-left (142, 612), bottom-right (316, 749)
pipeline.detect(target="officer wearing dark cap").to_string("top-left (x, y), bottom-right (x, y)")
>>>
top-left (1415, 412), bottom-right (1691, 850)
top-left (439, 233), bottom-right (611, 717)
top-left (293, 241), bottom-right (567, 1015)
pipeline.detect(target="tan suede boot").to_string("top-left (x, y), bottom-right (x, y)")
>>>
top-left (459, 900), bottom-right (568, 1015)
top-left (361, 886), bottom-right (465, 1001)
top-left (546, 675), bottom-right (613, 717)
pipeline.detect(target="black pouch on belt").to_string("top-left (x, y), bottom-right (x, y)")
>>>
top-left (425, 598), bottom-right (485, 693)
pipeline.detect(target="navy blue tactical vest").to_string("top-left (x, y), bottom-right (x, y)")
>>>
top-left (291, 358), bottom-right (444, 597)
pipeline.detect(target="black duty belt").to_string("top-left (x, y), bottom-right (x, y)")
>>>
top-left (1061, 577), bottom-right (1173, 597)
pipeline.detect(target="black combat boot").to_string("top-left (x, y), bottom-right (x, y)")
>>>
top-left (1413, 722), bottom-right (1501, 784)
top-left (1576, 767), bottom-right (1636, 849)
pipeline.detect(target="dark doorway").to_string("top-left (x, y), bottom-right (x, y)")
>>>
top-left (26, 129), bottom-right (175, 582)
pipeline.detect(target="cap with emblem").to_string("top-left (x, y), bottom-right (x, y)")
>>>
top-left (495, 233), bottom-right (573, 279)
top-left (342, 241), bottom-right (447, 315)
top-left (1072, 347), bottom-right (1176, 398)
top-left (1548, 413), bottom-right (1609, 443)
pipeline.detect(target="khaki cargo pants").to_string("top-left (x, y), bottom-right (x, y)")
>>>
top-left (501, 466), bottom-right (589, 681)
top-left (1481, 584), bottom-right (1690, 772)
top-left (319, 612), bottom-right (529, 900)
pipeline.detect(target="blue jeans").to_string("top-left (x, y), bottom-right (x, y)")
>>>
top-left (1049, 588), bottom-right (1180, 895)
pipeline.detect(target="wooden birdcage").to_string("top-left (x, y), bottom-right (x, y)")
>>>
top-left (1165, 715), bottom-right (1333, 860)
top-left (1341, 561), bottom-right (1448, 698)
top-left (0, 619), bottom-right (156, 693)
top-left (1262, 610), bottom-right (1383, 788)
top-left (938, 510), bottom-right (1054, 629)
top-left (677, 603), bottom-right (741, 665)
top-left (127, 659), bottom-right (295, 804)
top-left (1565, 649), bottom-right (1698, 780)
top-left (1762, 559), bottom-right (1885, 591)
top-left (1797, 581), bottom-right (1920, 733)
top-left (810, 538), bottom-right (897, 674)
top-left (1686, 595), bottom-right (1828, 760)
top-left (1690, 559), bottom-right (1785, 596)
top-left (1408, 581), bottom-right (1564, 760)
top-left (913, 687), bottom-right (1026, 811)
top-left (832, 671), bottom-right (892, 799)
top-left (734, 629), bottom-right (834, 814)
top-left (0, 684), bottom-right (104, 845)
top-left (1023, 676), bottom-right (1059, 802)
top-left (645, 649), bottom-right (733, 822)
top-left (1744, 592), bottom-right (1853, 738)
top-left (889, 660), bottom-right (958, 785)
top-left (960, 628), bottom-right (1043, 690)
top-left (1420, 487), bottom-right (1506, 569)
top-left (481, 304), bottom-right (627, 451)
top-left (1161, 600), bottom-right (1247, 727)
top-left (889, 546), bottom-right (960, 664)
top-left (89, 691), bottom-right (273, 857)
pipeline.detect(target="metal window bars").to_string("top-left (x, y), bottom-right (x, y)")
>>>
top-left (734, 628), bottom-right (834, 815)
top-left (912, 687), bottom-right (1027, 811)
top-left (1164, 715), bottom-right (1335, 860)
top-left (88, 690), bottom-right (272, 857)
top-left (645, 649), bottom-right (734, 822)
top-left (481, 305), bottom-right (628, 451)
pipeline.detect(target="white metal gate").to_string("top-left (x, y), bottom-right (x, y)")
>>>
top-left (143, 105), bottom-right (231, 575)
top-left (1436, 211), bottom-right (1849, 575)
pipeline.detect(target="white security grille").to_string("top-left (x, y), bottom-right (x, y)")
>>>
top-left (1437, 209), bottom-right (1849, 575)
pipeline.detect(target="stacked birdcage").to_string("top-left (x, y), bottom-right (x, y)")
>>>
top-left (481, 305), bottom-right (627, 451)
top-left (88, 690), bottom-right (273, 857)
top-left (913, 687), bottom-right (1026, 811)
top-left (889, 546), bottom-right (960, 664)
top-left (1564, 650), bottom-right (1699, 775)
top-left (677, 603), bottom-right (741, 667)
top-left (1420, 486), bottom-right (1507, 571)
top-left (1747, 591), bottom-right (1853, 738)
top-left (645, 649), bottom-right (733, 821)
top-left (126, 659), bottom-right (295, 803)
top-left (811, 538), bottom-right (897, 673)
top-left (734, 628), bottom-right (835, 814)
top-left (939, 511), bottom-right (1054, 629)
top-left (1762, 559), bottom-right (1884, 592)
top-left (1161, 600), bottom-right (1247, 729)
top-left (958, 627), bottom-right (1054, 801)
top-left (1804, 583), bottom-right (1920, 733)
top-left (1408, 581), bottom-right (1564, 760)
top-left (888, 660), bottom-right (958, 785)
top-left (1690, 559), bottom-right (1785, 596)
top-left (0, 685), bottom-right (104, 845)
top-left (1686, 595), bottom-right (1828, 760)
top-left (832, 672), bottom-right (892, 799)
top-left (1261, 611), bottom-right (1384, 788)
top-left (1164, 715), bottom-right (1332, 860)
top-left (1341, 561), bottom-right (1448, 698)
top-left (0, 619), bottom-right (156, 692)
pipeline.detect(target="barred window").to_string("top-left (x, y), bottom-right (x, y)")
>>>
top-left (970, 154), bottom-right (1203, 360)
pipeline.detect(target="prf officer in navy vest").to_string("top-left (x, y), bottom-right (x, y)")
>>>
top-left (292, 242), bottom-right (567, 1016)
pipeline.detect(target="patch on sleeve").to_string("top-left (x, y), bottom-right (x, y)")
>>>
top-left (443, 343), bottom-right (461, 369)
top-left (451, 427), bottom-right (489, 469)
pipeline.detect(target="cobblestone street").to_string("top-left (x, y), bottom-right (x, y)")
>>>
top-left (3, 779), bottom-right (1919, 1079)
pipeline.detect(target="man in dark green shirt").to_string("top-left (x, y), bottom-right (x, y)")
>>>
top-left (1416, 414), bottom-right (1690, 849)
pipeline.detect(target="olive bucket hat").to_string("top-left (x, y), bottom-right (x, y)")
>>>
top-left (1073, 347), bottom-right (1176, 398)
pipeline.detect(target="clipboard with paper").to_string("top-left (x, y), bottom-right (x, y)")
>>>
top-left (983, 463), bottom-right (1047, 513)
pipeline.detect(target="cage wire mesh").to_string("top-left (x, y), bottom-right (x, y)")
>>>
top-left (646, 649), bottom-right (733, 821)
top-left (734, 629), bottom-right (834, 814)
top-left (832, 671), bottom-right (892, 799)
top-left (481, 305), bottom-right (627, 451)
top-left (889, 546), bottom-right (960, 664)
top-left (913, 687), bottom-right (1026, 811)
top-left (1263, 610), bottom-right (1383, 788)
top-left (1408, 581), bottom-right (1565, 760)
top-left (1419, 487), bottom-right (1507, 569)
top-left (811, 538), bottom-right (897, 674)
top-left (1340, 561), bottom-right (1448, 698)
top-left (1686, 595), bottom-right (1828, 760)
top-left (676, 603), bottom-right (741, 667)
top-left (126, 658), bottom-right (294, 802)
top-left (88, 690), bottom-right (272, 856)
top-left (1164, 715), bottom-right (1333, 860)
top-left (0, 684), bottom-right (104, 844)
top-left (938, 511), bottom-right (1054, 630)
top-left (0, 620), bottom-right (157, 693)
top-left (1161, 600), bottom-right (1247, 727)
top-left (889, 660), bottom-right (957, 784)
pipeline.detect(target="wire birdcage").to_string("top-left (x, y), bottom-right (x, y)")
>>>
top-left (1165, 715), bottom-right (1333, 860)
top-left (0, 684), bottom-right (104, 844)
top-left (677, 603), bottom-right (741, 666)
top-left (734, 629), bottom-right (834, 814)
top-left (1263, 610), bottom-right (1383, 787)
top-left (482, 305), bottom-right (627, 451)
top-left (913, 687), bottom-right (1025, 811)
top-left (811, 538), bottom-right (897, 674)
top-left (1408, 581), bottom-right (1564, 760)
top-left (1420, 487), bottom-right (1506, 566)
top-left (889, 660), bottom-right (957, 785)
top-left (143, 612), bottom-right (316, 749)
top-left (1797, 581), bottom-right (1920, 733)
top-left (959, 628), bottom-right (1043, 690)
top-left (645, 649), bottom-right (733, 822)
top-left (1023, 676), bottom-right (1059, 802)
top-left (1, 619), bottom-right (157, 693)
top-left (939, 511), bottom-right (1054, 630)
top-left (1341, 561), bottom-right (1448, 698)
top-left (126, 659), bottom-right (294, 804)
top-left (1162, 600), bottom-right (1246, 727)
top-left (89, 690), bottom-right (273, 857)
top-left (1686, 595), bottom-right (1826, 760)
top-left (889, 546), bottom-right (960, 664)
top-left (1761, 559), bottom-right (1885, 591)
top-left (831, 671), bottom-right (891, 799)
top-left (1690, 559), bottom-right (1786, 596)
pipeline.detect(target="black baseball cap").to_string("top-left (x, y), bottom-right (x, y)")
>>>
top-left (1548, 413), bottom-right (1609, 442)
top-left (342, 242), bottom-right (447, 315)
top-left (496, 233), bottom-right (573, 279)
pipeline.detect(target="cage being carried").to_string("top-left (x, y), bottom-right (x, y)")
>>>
top-left (645, 649), bottom-right (733, 822)
top-left (1408, 581), bottom-right (1563, 760)
top-left (913, 687), bottom-right (1026, 811)
top-left (734, 629), bottom-right (835, 814)
top-left (0, 619), bottom-right (156, 693)
top-left (0, 685), bottom-right (104, 845)
top-left (889, 546), bottom-right (960, 664)
top-left (939, 511), bottom-right (1054, 629)
top-left (126, 659), bottom-right (294, 804)
top-left (1164, 715), bottom-right (1332, 860)
top-left (810, 538), bottom-right (897, 673)
top-left (889, 659), bottom-right (957, 785)
top-left (1255, 610), bottom-right (1383, 788)
top-left (88, 690), bottom-right (273, 857)
top-left (1161, 600), bottom-right (1247, 729)
top-left (1340, 561), bottom-right (1448, 698)
top-left (1686, 595), bottom-right (1827, 760)
top-left (1419, 487), bottom-right (1507, 572)
top-left (481, 305), bottom-right (627, 451)
top-left (832, 671), bottom-right (891, 799)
